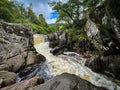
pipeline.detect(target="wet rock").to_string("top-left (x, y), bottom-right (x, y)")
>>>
top-left (0, 71), bottom-right (16, 88)
top-left (16, 61), bottom-right (52, 82)
top-left (47, 31), bottom-right (68, 55)
top-left (1, 76), bottom-right (44, 90)
top-left (86, 55), bottom-right (120, 80)
top-left (47, 31), bottom-right (67, 48)
top-left (50, 46), bottom-right (65, 55)
top-left (26, 51), bottom-right (46, 66)
top-left (16, 64), bottom-right (42, 81)
top-left (33, 73), bottom-right (107, 90)
top-left (72, 40), bottom-right (95, 55)
top-left (85, 18), bottom-right (120, 80)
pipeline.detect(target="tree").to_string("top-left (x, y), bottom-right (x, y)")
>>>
top-left (49, 0), bottom-right (104, 28)
top-left (27, 3), bottom-right (39, 24)
top-left (0, 0), bottom-right (16, 22)
top-left (49, 0), bottom-right (87, 28)
top-left (39, 14), bottom-right (48, 27)
top-left (0, 0), bottom-right (52, 34)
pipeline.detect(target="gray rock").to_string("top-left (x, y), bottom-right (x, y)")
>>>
top-left (85, 19), bottom-right (103, 53)
top-left (0, 20), bottom-right (39, 72)
top-left (47, 31), bottom-right (67, 48)
top-left (86, 55), bottom-right (120, 80)
top-left (0, 54), bottom-right (26, 72)
top-left (0, 71), bottom-right (16, 88)
top-left (1, 76), bottom-right (44, 90)
top-left (34, 73), bottom-right (107, 90)
top-left (26, 51), bottom-right (46, 66)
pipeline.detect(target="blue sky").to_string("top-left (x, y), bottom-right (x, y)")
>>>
top-left (17, 0), bottom-right (59, 24)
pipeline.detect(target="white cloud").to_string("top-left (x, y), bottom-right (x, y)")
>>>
top-left (18, 0), bottom-right (58, 24)
top-left (47, 18), bottom-right (57, 24)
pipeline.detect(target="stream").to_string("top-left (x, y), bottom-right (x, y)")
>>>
top-left (16, 34), bottom-right (120, 90)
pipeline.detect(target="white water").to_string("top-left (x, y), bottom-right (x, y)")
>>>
top-left (33, 34), bottom-right (120, 90)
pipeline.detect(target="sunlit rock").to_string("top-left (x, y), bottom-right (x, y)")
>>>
top-left (85, 19), bottom-right (103, 53)
top-left (0, 71), bottom-right (16, 88)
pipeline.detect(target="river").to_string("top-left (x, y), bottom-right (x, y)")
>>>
top-left (17, 34), bottom-right (120, 90)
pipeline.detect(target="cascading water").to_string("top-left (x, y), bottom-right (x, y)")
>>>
top-left (33, 34), bottom-right (120, 90)
top-left (16, 61), bottom-right (53, 82)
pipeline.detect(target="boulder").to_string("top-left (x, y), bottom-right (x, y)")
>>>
top-left (86, 55), bottom-right (120, 80)
top-left (33, 73), bottom-right (107, 90)
top-left (47, 31), bottom-right (67, 48)
top-left (1, 76), bottom-right (44, 90)
top-left (26, 51), bottom-right (46, 66)
top-left (0, 71), bottom-right (16, 88)
top-left (0, 20), bottom-right (39, 72)
top-left (0, 54), bottom-right (26, 72)
top-left (0, 20), bottom-right (33, 40)
top-left (85, 19), bottom-right (103, 53)
top-left (85, 18), bottom-right (120, 80)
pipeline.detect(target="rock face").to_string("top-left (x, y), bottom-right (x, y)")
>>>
top-left (85, 19), bottom-right (103, 53)
top-left (0, 54), bottom-right (26, 72)
top-left (1, 76), bottom-right (44, 90)
top-left (0, 20), bottom-right (32, 71)
top-left (86, 55), bottom-right (120, 80)
top-left (47, 31), bottom-right (68, 48)
top-left (0, 71), bottom-right (16, 88)
top-left (85, 17), bottom-right (120, 80)
top-left (0, 20), bottom-right (44, 72)
top-left (47, 31), bottom-right (68, 55)
top-left (0, 20), bottom-right (46, 89)
top-left (33, 73), bottom-right (107, 90)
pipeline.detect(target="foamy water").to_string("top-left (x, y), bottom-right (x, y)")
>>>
top-left (33, 34), bottom-right (120, 90)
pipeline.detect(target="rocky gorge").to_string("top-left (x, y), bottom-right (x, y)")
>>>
top-left (0, 18), bottom-right (120, 90)
top-left (0, 20), bottom-right (45, 88)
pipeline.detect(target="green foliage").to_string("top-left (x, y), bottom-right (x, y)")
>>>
top-left (0, 0), bottom-right (53, 34)
top-left (39, 14), bottom-right (48, 26)
top-left (66, 28), bottom-right (87, 41)
top-left (0, 0), bottom-right (16, 22)
top-left (48, 23), bottom-right (63, 33)
top-left (104, 0), bottom-right (120, 20)
top-left (27, 4), bottom-right (39, 24)
top-left (49, 0), bottom-right (87, 28)
top-left (1, 0), bottom-right (118, 44)
top-left (49, 0), bottom-right (92, 41)
top-left (0, 7), bottom-right (14, 22)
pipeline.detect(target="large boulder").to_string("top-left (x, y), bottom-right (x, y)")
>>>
top-left (85, 18), bottom-right (120, 80)
top-left (47, 31), bottom-right (67, 48)
top-left (0, 20), bottom-right (42, 72)
top-left (1, 76), bottom-right (44, 90)
top-left (85, 19), bottom-right (103, 53)
top-left (0, 54), bottom-right (26, 72)
top-left (0, 20), bottom-right (33, 40)
top-left (86, 55), bottom-right (120, 80)
top-left (26, 51), bottom-right (46, 66)
top-left (0, 71), bottom-right (16, 88)
top-left (33, 73), bottom-right (107, 90)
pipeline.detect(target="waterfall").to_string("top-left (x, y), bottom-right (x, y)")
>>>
top-left (33, 34), bottom-right (120, 90)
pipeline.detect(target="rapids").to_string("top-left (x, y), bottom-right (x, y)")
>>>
top-left (33, 34), bottom-right (120, 90)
